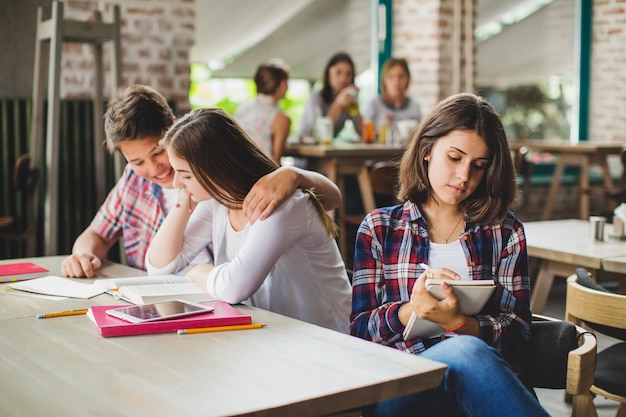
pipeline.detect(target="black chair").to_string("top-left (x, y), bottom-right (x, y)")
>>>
top-left (0, 154), bottom-right (39, 256)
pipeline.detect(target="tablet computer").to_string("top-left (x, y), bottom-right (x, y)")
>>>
top-left (105, 300), bottom-right (214, 323)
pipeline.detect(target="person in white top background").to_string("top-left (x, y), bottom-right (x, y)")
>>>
top-left (146, 107), bottom-right (352, 333)
top-left (235, 58), bottom-right (291, 163)
top-left (362, 57), bottom-right (421, 132)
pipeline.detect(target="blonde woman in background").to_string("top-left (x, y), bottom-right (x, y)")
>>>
top-left (363, 57), bottom-right (421, 131)
top-left (235, 58), bottom-right (291, 163)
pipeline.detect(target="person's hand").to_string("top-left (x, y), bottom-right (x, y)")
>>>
top-left (334, 85), bottom-right (358, 109)
top-left (243, 167), bottom-right (297, 224)
top-left (61, 254), bottom-right (102, 278)
top-left (409, 268), bottom-right (463, 329)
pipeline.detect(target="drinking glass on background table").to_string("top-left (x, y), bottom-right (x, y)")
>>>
top-left (345, 86), bottom-right (359, 117)
top-left (314, 117), bottom-right (333, 145)
top-left (589, 216), bottom-right (606, 241)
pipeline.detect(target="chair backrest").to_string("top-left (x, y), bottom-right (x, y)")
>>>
top-left (0, 153), bottom-right (39, 255)
top-left (566, 273), bottom-right (626, 334)
top-left (369, 161), bottom-right (399, 206)
top-left (527, 314), bottom-right (597, 417)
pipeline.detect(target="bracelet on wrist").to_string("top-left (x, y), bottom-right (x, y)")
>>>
top-left (445, 316), bottom-right (467, 334)
top-left (175, 190), bottom-right (194, 214)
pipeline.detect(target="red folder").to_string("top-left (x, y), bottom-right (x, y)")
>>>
top-left (88, 301), bottom-right (252, 337)
top-left (0, 262), bottom-right (48, 283)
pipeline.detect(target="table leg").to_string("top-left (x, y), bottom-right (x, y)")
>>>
top-left (542, 160), bottom-right (565, 220)
top-left (530, 262), bottom-right (555, 314)
top-left (530, 260), bottom-right (581, 314)
top-left (357, 165), bottom-right (375, 213)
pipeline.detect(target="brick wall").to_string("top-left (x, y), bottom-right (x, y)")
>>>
top-left (60, 0), bottom-right (194, 115)
top-left (392, 0), bottom-right (475, 117)
top-left (590, 0), bottom-right (626, 142)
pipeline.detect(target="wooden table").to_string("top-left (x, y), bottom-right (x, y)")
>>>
top-left (600, 256), bottom-right (626, 294)
top-left (284, 143), bottom-right (405, 260)
top-left (0, 257), bottom-right (446, 417)
top-left (509, 140), bottom-right (624, 220)
top-left (523, 219), bottom-right (626, 313)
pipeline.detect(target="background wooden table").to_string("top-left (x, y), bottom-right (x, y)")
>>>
top-left (509, 141), bottom-right (623, 220)
top-left (523, 219), bottom-right (626, 313)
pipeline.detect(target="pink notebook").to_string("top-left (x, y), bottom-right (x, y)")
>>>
top-left (0, 262), bottom-right (48, 283)
top-left (88, 301), bottom-right (252, 337)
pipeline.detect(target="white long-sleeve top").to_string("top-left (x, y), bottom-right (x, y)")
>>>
top-left (146, 190), bottom-right (352, 333)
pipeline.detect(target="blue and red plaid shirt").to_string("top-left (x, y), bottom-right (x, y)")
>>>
top-left (349, 201), bottom-right (531, 356)
top-left (90, 165), bottom-right (166, 270)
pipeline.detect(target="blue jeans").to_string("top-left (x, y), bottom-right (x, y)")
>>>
top-left (362, 336), bottom-right (550, 417)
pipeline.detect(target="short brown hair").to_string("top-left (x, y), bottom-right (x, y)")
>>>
top-left (254, 59), bottom-right (290, 95)
top-left (104, 85), bottom-right (174, 153)
top-left (398, 93), bottom-right (516, 224)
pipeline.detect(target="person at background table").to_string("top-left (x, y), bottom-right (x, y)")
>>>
top-left (350, 93), bottom-right (549, 417)
top-left (234, 58), bottom-right (291, 163)
top-left (146, 108), bottom-right (351, 333)
top-left (297, 51), bottom-right (362, 140)
top-left (362, 57), bottom-right (421, 131)
top-left (61, 85), bottom-right (341, 279)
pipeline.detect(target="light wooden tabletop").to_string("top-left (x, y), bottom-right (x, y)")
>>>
top-left (509, 140), bottom-right (623, 154)
top-left (284, 142), bottom-right (404, 159)
top-left (523, 219), bottom-right (626, 312)
top-left (0, 257), bottom-right (446, 417)
top-left (523, 219), bottom-right (626, 269)
top-left (601, 256), bottom-right (626, 274)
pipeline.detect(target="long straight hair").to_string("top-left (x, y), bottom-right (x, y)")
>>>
top-left (162, 108), bottom-right (337, 236)
top-left (321, 52), bottom-right (355, 104)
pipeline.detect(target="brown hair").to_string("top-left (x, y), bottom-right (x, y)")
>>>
top-left (254, 59), bottom-right (290, 95)
top-left (104, 85), bottom-right (174, 153)
top-left (380, 57), bottom-right (411, 96)
top-left (398, 93), bottom-right (517, 224)
top-left (321, 52), bottom-right (355, 104)
top-left (162, 108), bottom-right (337, 236)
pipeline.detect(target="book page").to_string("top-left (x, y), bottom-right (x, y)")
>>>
top-left (402, 279), bottom-right (496, 340)
top-left (93, 275), bottom-right (193, 290)
top-left (121, 283), bottom-right (204, 296)
top-left (118, 283), bottom-right (207, 305)
top-left (7, 276), bottom-right (106, 299)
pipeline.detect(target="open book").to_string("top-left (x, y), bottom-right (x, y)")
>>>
top-left (402, 279), bottom-right (496, 340)
top-left (93, 275), bottom-right (209, 305)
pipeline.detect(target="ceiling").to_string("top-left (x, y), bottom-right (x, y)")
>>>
top-left (191, 0), bottom-right (576, 87)
top-left (475, 0), bottom-right (575, 87)
top-left (191, 0), bottom-right (371, 80)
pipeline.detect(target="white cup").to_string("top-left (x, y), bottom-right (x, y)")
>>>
top-left (396, 119), bottom-right (419, 144)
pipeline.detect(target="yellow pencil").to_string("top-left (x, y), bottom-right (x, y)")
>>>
top-left (36, 309), bottom-right (89, 319)
top-left (177, 323), bottom-right (264, 335)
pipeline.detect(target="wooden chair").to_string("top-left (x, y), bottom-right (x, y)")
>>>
top-left (344, 160), bottom-right (399, 226)
top-left (566, 270), bottom-right (626, 417)
top-left (0, 154), bottom-right (39, 256)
